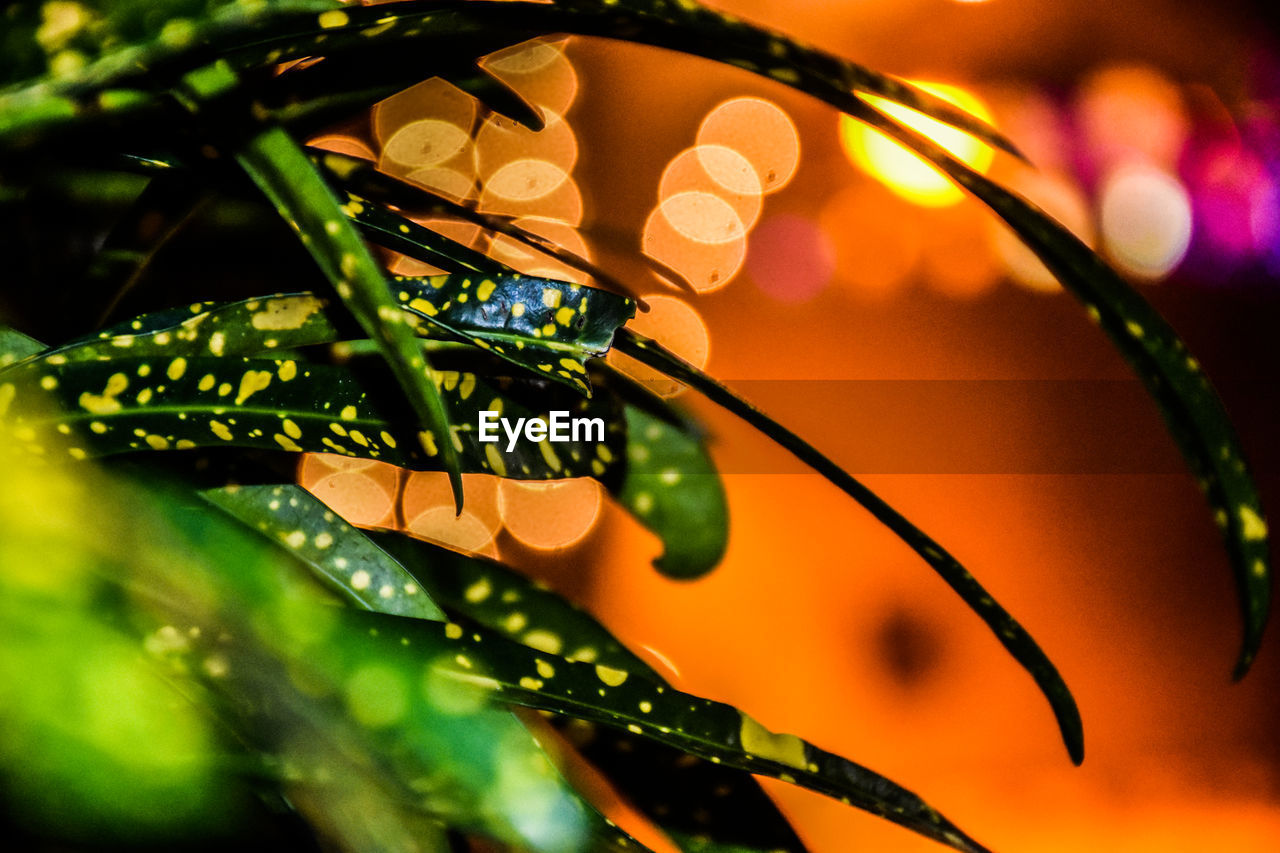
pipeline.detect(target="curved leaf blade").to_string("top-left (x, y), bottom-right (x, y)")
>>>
top-left (203, 483), bottom-right (446, 621)
top-left (191, 93), bottom-right (465, 508)
top-left (333, 608), bottom-right (992, 853)
top-left (212, 1), bottom-right (1019, 160)
top-left (614, 328), bottom-right (1084, 764)
top-left (372, 529), bottom-right (662, 679)
top-left (372, 530), bottom-right (800, 851)
top-left (849, 99), bottom-right (1271, 678)
top-left (202, 482), bottom-right (650, 852)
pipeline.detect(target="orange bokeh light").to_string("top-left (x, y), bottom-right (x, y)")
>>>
top-left (498, 478), bottom-right (603, 551)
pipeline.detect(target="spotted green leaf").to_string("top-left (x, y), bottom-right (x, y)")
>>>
top-left (171, 60), bottom-right (466, 509)
top-left (202, 483), bottom-right (446, 621)
top-left (612, 396), bottom-right (728, 579)
top-left (849, 99), bottom-right (1271, 678)
top-left (311, 151), bottom-right (655, 302)
top-left (330, 608), bottom-right (991, 853)
top-left (0, 1), bottom-right (340, 145)
top-left (201, 482), bottom-right (652, 851)
top-left (335, 186), bottom-right (506, 276)
top-left (208, 1), bottom-right (1018, 160)
top-left (41, 271), bottom-right (633, 396)
top-left (614, 328), bottom-right (1083, 764)
top-left (1, 355), bottom-right (626, 481)
top-left (47, 294), bottom-right (341, 362)
top-left (371, 530), bottom-right (661, 678)
top-left (370, 530), bottom-right (801, 852)
top-left (561, 722), bottom-right (809, 853)
top-left (394, 273), bottom-right (636, 396)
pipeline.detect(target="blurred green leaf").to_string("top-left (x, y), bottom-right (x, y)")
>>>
top-left (612, 394), bottom-right (728, 579)
top-left (202, 483), bottom-right (446, 621)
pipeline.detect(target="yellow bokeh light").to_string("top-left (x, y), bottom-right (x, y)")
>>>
top-left (839, 81), bottom-right (995, 207)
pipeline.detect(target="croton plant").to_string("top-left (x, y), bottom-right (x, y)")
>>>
top-left (0, 1), bottom-right (1269, 851)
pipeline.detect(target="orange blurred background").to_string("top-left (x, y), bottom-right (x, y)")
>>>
top-left (309, 1), bottom-right (1280, 849)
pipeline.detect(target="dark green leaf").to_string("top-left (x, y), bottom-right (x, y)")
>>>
top-left (2, 355), bottom-right (627, 482)
top-left (559, 721), bottom-right (808, 853)
top-left (850, 99), bottom-right (1271, 678)
top-left (612, 395), bottom-right (728, 579)
top-left (394, 273), bottom-right (636, 396)
top-left (373, 529), bottom-right (801, 851)
top-left (311, 151), bottom-right (657, 302)
top-left (214, 1), bottom-right (1020, 159)
top-left (202, 482), bottom-right (651, 851)
top-left (614, 328), bottom-right (1083, 764)
top-left (173, 60), bottom-right (466, 510)
top-left (331, 608), bottom-right (991, 853)
top-left (372, 530), bottom-right (661, 679)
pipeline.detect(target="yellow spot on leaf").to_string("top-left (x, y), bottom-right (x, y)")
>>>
top-left (523, 630), bottom-right (563, 655)
top-left (1239, 505), bottom-right (1268, 542)
top-left (235, 370), bottom-right (272, 405)
top-left (78, 372), bottom-right (129, 415)
top-left (465, 578), bottom-right (492, 603)
top-left (485, 443), bottom-right (507, 477)
top-left (210, 420), bottom-right (233, 441)
top-left (409, 297), bottom-right (438, 317)
top-left (595, 664), bottom-right (628, 687)
top-left (738, 714), bottom-right (807, 769)
top-left (542, 289), bottom-right (562, 309)
top-left (167, 357), bottom-right (187, 380)
top-left (539, 440), bottom-right (562, 472)
top-left (419, 430), bottom-right (438, 456)
top-left (319, 9), bottom-right (349, 29)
